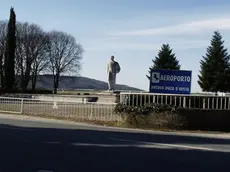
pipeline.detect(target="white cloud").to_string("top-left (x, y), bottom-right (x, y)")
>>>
top-left (84, 39), bottom-right (208, 52)
top-left (109, 17), bottom-right (230, 36)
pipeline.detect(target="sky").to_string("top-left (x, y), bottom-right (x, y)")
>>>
top-left (1, 0), bottom-right (230, 92)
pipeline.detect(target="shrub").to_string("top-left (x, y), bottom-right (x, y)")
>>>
top-left (115, 94), bottom-right (120, 103)
top-left (115, 103), bottom-right (182, 129)
top-left (115, 103), bottom-right (177, 115)
top-left (115, 103), bottom-right (230, 131)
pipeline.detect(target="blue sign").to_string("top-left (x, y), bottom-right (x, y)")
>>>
top-left (149, 69), bottom-right (192, 94)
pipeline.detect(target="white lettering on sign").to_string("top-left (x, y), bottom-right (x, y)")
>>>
top-left (151, 85), bottom-right (190, 92)
top-left (165, 86), bottom-right (174, 91)
top-left (178, 87), bottom-right (190, 92)
top-left (160, 75), bottom-right (191, 82)
top-left (151, 85), bottom-right (164, 90)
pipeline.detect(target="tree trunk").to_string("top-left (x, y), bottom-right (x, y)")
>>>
top-left (31, 65), bottom-right (39, 91)
top-left (23, 73), bottom-right (30, 90)
top-left (0, 73), bottom-right (4, 88)
top-left (31, 74), bottom-right (37, 91)
top-left (20, 75), bottom-right (24, 89)
top-left (0, 57), bottom-right (4, 88)
top-left (53, 74), bottom-right (59, 94)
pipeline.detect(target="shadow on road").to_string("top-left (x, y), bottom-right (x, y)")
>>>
top-left (0, 123), bottom-right (230, 172)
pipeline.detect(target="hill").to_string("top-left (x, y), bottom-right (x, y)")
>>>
top-left (29, 75), bottom-right (142, 91)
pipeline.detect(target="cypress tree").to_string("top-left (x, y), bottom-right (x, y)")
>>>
top-left (4, 7), bottom-right (16, 89)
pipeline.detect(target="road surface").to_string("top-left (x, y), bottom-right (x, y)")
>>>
top-left (0, 114), bottom-right (230, 172)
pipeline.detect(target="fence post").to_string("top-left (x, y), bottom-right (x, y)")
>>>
top-left (20, 99), bottom-right (24, 114)
top-left (119, 94), bottom-right (123, 104)
top-left (228, 97), bottom-right (230, 110)
top-left (202, 97), bottom-right (206, 109)
top-left (183, 97), bottom-right (186, 108)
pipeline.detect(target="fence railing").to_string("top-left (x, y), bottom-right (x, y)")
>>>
top-left (120, 92), bottom-right (230, 110)
top-left (2, 92), bottom-right (229, 122)
top-left (0, 97), bottom-right (122, 122)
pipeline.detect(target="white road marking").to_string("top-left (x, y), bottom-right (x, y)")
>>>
top-left (70, 143), bottom-right (174, 149)
top-left (154, 143), bottom-right (214, 151)
top-left (72, 143), bottom-right (131, 147)
top-left (109, 138), bottom-right (215, 151)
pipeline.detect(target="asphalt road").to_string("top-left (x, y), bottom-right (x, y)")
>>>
top-left (1, 115), bottom-right (230, 172)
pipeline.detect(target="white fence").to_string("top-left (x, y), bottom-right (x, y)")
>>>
top-left (2, 92), bottom-right (229, 122)
top-left (120, 92), bottom-right (230, 110)
top-left (0, 97), bottom-right (122, 122)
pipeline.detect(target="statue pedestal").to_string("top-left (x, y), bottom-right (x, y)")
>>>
top-left (98, 90), bottom-right (120, 95)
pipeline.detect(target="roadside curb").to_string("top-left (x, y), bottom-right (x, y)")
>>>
top-left (0, 113), bottom-right (230, 139)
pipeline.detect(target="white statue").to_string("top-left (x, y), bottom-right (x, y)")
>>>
top-left (106, 56), bottom-right (121, 91)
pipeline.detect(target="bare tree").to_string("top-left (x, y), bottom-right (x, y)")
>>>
top-left (30, 32), bottom-right (50, 90)
top-left (15, 22), bottom-right (49, 90)
top-left (0, 20), bottom-right (7, 87)
top-left (47, 31), bottom-right (83, 94)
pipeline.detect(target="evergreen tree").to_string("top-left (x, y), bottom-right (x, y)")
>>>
top-left (147, 44), bottom-right (180, 79)
top-left (4, 7), bottom-right (16, 89)
top-left (198, 31), bottom-right (230, 93)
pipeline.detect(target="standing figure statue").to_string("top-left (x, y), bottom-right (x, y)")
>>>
top-left (107, 55), bottom-right (121, 91)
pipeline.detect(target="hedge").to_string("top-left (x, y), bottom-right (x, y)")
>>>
top-left (114, 103), bottom-right (230, 131)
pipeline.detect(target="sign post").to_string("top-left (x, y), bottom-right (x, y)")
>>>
top-left (149, 69), bottom-right (192, 95)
